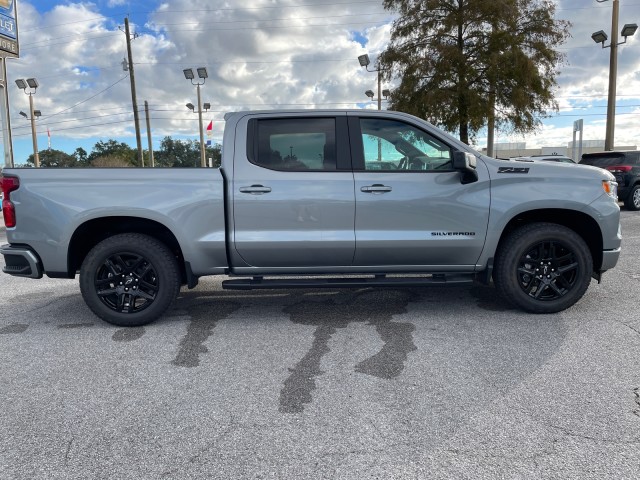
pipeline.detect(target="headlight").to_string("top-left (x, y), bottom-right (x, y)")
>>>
top-left (602, 180), bottom-right (618, 200)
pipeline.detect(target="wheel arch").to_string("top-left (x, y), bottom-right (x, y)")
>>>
top-left (495, 209), bottom-right (603, 271)
top-left (67, 216), bottom-right (187, 283)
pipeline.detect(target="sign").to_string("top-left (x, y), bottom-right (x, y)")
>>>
top-left (573, 119), bottom-right (583, 133)
top-left (0, 0), bottom-right (18, 57)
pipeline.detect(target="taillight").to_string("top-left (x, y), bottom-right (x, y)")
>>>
top-left (1, 175), bottom-right (20, 228)
top-left (606, 165), bottom-right (632, 173)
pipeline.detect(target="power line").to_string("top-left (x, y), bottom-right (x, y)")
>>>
top-left (20, 0), bottom-right (384, 33)
top-left (46, 75), bottom-right (130, 119)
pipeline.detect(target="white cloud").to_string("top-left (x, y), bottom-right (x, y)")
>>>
top-left (5, 0), bottom-right (640, 160)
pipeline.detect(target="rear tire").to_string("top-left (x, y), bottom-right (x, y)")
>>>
top-left (624, 185), bottom-right (640, 211)
top-left (79, 233), bottom-right (180, 327)
top-left (493, 223), bottom-right (592, 313)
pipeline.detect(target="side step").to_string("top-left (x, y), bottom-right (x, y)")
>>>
top-left (222, 274), bottom-right (475, 290)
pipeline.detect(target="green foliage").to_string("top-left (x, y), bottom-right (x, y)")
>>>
top-left (379, 0), bottom-right (570, 144)
top-left (26, 149), bottom-right (78, 167)
top-left (154, 136), bottom-right (221, 168)
top-left (73, 147), bottom-right (89, 166)
top-left (21, 137), bottom-right (221, 168)
top-left (88, 139), bottom-right (137, 166)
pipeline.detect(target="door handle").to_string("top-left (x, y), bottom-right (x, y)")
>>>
top-left (239, 185), bottom-right (272, 194)
top-left (360, 184), bottom-right (392, 193)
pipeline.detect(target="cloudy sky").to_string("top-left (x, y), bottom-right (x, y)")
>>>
top-left (2, 0), bottom-right (640, 164)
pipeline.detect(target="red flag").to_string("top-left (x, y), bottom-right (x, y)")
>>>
top-left (206, 121), bottom-right (213, 131)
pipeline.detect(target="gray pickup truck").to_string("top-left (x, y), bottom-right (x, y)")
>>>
top-left (1, 110), bottom-right (621, 326)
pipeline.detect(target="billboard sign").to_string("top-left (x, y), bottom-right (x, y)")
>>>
top-left (0, 0), bottom-right (18, 57)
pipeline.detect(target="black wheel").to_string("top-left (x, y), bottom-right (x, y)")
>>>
top-left (624, 185), bottom-right (640, 211)
top-left (493, 223), bottom-right (593, 313)
top-left (79, 233), bottom-right (180, 327)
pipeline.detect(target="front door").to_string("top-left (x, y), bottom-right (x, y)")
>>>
top-left (350, 115), bottom-right (490, 268)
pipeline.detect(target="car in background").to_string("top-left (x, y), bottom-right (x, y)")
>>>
top-left (581, 151), bottom-right (640, 210)
top-left (511, 155), bottom-right (576, 164)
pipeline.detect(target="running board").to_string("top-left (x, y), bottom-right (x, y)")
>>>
top-left (222, 274), bottom-right (475, 290)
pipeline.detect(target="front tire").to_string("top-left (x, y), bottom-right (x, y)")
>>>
top-left (624, 185), bottom-right (640, 211)
top-left (79, 233), bottom-right (180, 327)
top-left (493, 223), bottom-right (593, 313)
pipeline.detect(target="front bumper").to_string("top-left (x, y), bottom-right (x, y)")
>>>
top-left (1, 244), bottom-right (43, 279)
top-left (600, 247), bottom-right (621, 271)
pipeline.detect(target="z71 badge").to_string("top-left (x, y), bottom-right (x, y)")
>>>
top-left (498, 166), bottom-right (530, 174)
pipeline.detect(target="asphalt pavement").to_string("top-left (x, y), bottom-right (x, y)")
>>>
top-left (1, 210), bottom-right (639, 479)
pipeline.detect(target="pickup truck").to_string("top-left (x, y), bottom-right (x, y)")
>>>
top-left (0, 110), bottom-right (622, 327)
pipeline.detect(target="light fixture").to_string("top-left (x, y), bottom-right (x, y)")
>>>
top-left (382, 89), bottom-right (391, 98)
top-left (183, 68), bottom-right (195, 80)
top-left (203, 102), bottom-right (211, 110)
top-left (358, 54), bottom-right (370, 67)
top-left (19, 111), bottom-right (27, 118)
top-left (591, 30), bottom-right (608, 44)
top-left (196, 67), bottom-right (208, 79)
top-left (26, 78), bottom-right (39, 89)
top-left (33, 110), bottom-right (42, 117)
top-left (621, 23), bottom-right (638, 38)
top-left (365, 90), bottom-right (374, 99)
top-left (15, 79), bottom-right (27, 90)
top-left (186, 102), bottom-right (194, 111)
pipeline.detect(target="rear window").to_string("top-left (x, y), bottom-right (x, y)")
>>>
top-left (580, 153), bottom-right (636, 167)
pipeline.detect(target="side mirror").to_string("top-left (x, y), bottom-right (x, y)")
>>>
top-left (453, 151), bottom-right (478, 184)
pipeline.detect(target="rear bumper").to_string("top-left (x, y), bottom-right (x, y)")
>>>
top-left (1, 244), bottom-right (43, 279)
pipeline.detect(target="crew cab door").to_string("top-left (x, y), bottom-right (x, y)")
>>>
top-left (349, 115), bottom-right (490, 267)
top-left (231, 114), bottom-right (355, 268)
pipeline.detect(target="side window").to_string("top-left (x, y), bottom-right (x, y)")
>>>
top-left (360, 118), bottom-right (452, 172)
top-left (253, 118), bottom-right (336, 171)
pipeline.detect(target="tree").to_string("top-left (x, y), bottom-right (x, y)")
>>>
top-left (379, 0), bottom-right (570, 144)
top-left (26, 149), bottom-right (78, 167)
top-left (154, 136), bottom-right (222, 168)
top-left (73, 147), bottom-right (89, 167)
top-left (88, 139), bottom-right (137, 166)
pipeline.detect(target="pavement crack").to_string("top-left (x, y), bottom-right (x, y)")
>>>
top-left (633, 387), bottom-right (640, 418)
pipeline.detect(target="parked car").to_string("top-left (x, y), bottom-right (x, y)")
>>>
top-left (512, 155), bottom-right (576, 164)
top-left (581, 151), bottom-right (640, 210)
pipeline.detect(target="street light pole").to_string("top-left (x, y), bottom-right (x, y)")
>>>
top-left (606, 0), bottom-right (619, 151)
top-left (183, 67), bottom-right (209, 167)
top-left (358, 53), bottom-right (388, 111)
top-left (15, 78), bottom-right (40, 167)
top-left (196, 83), bottom-right (205, 168)
top-left (592, 0), bottom-right (637, 151)
top-left (28, 94), bottom-right (39, 167)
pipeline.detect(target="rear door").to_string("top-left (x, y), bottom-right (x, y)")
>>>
top-left (349, 114), bottom-right (490, 268)
top-left (232, 114), bottom-right (355, 268)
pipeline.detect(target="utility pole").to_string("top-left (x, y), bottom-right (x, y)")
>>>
top-left (123, 17), bottom-right (144, 166)
top-left (144, 100), bottom-right (154, 167)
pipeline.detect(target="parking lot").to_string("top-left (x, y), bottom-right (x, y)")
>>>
top-left (1, 210), bottom-right (639, 479)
